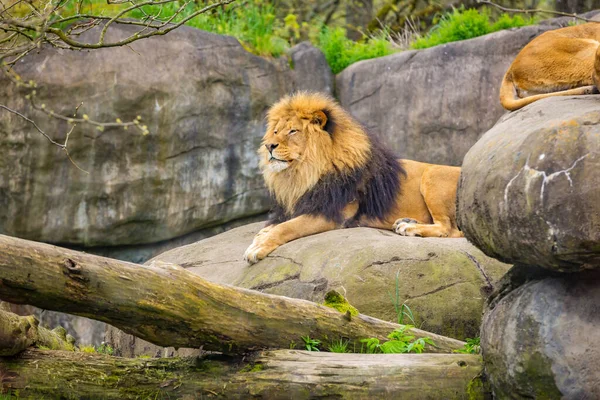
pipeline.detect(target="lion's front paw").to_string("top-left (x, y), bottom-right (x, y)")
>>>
top-left (393, 218), bottom-right (421, 237)
top-left (243, 237), bottom-right (280, 265)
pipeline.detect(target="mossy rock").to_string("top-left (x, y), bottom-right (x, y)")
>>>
top-left (481, 265), bottom-right (600, 398)
top-left (106, 223), bottom-right (510, 357)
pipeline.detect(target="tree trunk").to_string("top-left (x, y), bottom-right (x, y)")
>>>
top-left (0, 308), bottom-right (74, 356)
top-left (0, 349), bottom-right (485, 399)
top-left (0, 234), bottom-right (465, 353)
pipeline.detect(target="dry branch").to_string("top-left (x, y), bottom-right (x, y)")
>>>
top-left (0, 234), bottom-right (465, 354)
top-left (0, 349), bottom-right (484, 399)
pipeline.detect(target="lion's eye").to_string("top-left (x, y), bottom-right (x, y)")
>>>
top-left (273, 129), bottom-right (278, 135)
top-left (289, 129), bottom-right (298, 135)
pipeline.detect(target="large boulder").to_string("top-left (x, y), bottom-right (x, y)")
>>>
top-left (481, 265), bottom-right (600, 399)
top-left (336, 24), bottom-right (563, 166)
top-left (458, 96), bottom-right (600, 272)
top-left (0, 25), bottom-right (332, 248)
top-left (106, 222), bottom-right (510, 357)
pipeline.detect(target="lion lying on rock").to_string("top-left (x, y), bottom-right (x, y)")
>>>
top-left (243, 92), bottom-right (462, 264)
top-left (500, 22), bottom-right (600, 111)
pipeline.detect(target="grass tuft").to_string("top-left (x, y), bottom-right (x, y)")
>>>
top-left (412, 7), bottom-right (536, 49)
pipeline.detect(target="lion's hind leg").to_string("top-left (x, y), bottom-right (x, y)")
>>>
top-left (393, 166), bottom-right (463, 238)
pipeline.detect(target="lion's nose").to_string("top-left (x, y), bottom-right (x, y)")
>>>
top-left (266, 143), bottom-right (279, 152)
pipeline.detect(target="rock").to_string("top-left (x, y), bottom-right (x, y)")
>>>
top-left (0, 25), bottom-right (332, 247)
top-left (458, 97), bottom-right (600, 272)
top-left (481, 265), bottom-right (600, 399)
top-left (336, 24), bottom-right (562, 166)
top-left (289, 42), bottom-right (334, 94)
top-left (106, 222), bottom-right (510, 357)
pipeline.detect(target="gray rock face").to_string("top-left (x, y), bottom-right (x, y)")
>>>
top-left (0, 26), bottom-right (332, 247)
top-left (336, 25), bottom-right (559, 166)
top-left (481, 265), bottom-right (600, 399)
top-left (106, 222), bottom-right (511, 357)
top-left (458, 97), bottom-right (600, 272)
top-left (289, 42), bottom-right (334, 94)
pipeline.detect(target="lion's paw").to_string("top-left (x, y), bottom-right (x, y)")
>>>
top-left (243, 237), bottom-right (279, 265)
top-left (393, 218), bottom-right (421, 237)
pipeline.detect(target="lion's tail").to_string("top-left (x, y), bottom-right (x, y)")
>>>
top-left (500, 72), bottom-right (598, 111)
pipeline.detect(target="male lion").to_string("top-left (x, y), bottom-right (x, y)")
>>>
top-left (243, 92), bottom-right (462, 264)
top-left (500, 22), bottom-right (600, 111)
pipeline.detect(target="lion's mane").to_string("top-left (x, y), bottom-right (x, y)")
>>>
top-left (261, 92), bottom-right (404, 226)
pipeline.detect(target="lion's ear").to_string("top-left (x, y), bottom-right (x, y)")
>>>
top-left (312, 110), bottom-right (328, 129)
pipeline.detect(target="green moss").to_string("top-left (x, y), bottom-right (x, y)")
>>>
top-left (466, 373), bottom-right (489, 400)
top-left (79, 345), bottom-right (96, 353)
top-left (239, 363), bottom-right (264, 373)
top-left (323, 290), bottom-right (359, 316)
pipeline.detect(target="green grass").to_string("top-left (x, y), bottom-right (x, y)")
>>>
top-left (317, 26), bottom-right (396, 74)
top-left (327, 338), bottom-right (350, 353)
top-left (412, 7), bottom-right (537, 49)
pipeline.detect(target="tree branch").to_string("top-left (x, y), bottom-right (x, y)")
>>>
top-left (0, 234), bottom-right (466, 354)
top-left (477, 0), bottom-right (600, 22)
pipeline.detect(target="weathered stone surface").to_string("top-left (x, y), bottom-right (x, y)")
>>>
top-left (0, 26), bottom-right (331, 247)
top-left (458, 97), bottom-right (600, 272)
top-left (289, 41), bottom-right (334, 94)
top-left (336, 24), bottom-right (564, 166)
top-left (481, 265), bottom-right (600, 399)
top-left (106, 222), bottom-right (510, 357)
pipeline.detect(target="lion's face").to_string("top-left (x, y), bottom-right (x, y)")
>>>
top-left (260, 111), bottom-right (329, 173)
top-left (259, 92), bottom-right (371, 214)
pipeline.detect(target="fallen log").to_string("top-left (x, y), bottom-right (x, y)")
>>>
top-left (0, 349), bottom-right (484, 399)
top-left (0, 234), bottom-right (465, 353)
top-left (0, 308), bottom-right (74, 355)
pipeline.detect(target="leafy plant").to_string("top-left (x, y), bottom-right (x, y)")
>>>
top-left (327, 338), bottom-right (350, 353)
top-left (359, 337), bottom-right (382, 354)
top-left (96, 342), bottom-right (114, 355)
top-left (454, 337), bottom-right (481, 354)
top-left (301, 335), bottom-right (321, 352)
top-left (360, 325), bottom-right (435, 354)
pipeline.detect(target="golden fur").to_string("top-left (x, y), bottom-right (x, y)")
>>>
top-left (260, 93), bottom-right (371, 214)
top-left (500, 23), bottom-right (600, 111)
top-left (244, 92), bottom-right (462, 264)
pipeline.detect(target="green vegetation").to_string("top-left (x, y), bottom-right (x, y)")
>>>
top-left (388, 269), bottom-right (416, 326)
top-left (454, 337), bottom-right (481, 354)
top-left (317, 27), bottom-right (395, 74)
top-left (96, 342), bottom-right (114, 355)
top-left (57, 0), bottom-right (540, 73)
top-left (79, 345), bottom-right (97, 353)
top-left (412, 7), bottom-right (537, 49)
top-left (360, 325), bottom-right (435, 354)
top-left (301, 335), bottom-right (321, 352)
top-left (327, 338), bottom-right (350, 353)
top-left (323, 290), bottom-right (359, 316)
top-left (130, 1), bottom-right (290, 56)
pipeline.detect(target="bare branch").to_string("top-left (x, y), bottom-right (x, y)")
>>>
top-left (477, 0), bottom-right (600, 22)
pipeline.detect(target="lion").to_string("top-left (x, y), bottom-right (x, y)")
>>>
top-left (243, 92), bottom-right (462, 264)
top-left (500, 22), bottom-right (600, 111)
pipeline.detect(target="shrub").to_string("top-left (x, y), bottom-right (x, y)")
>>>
top-left (318, 27), bottom-right (396, 74)
top-left (412, 7), bottom-right (536, 50)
